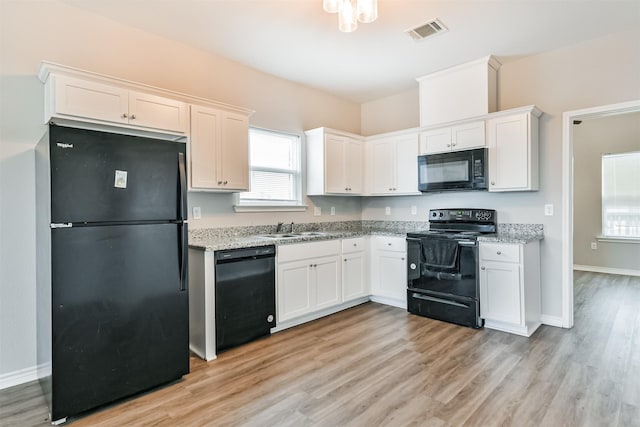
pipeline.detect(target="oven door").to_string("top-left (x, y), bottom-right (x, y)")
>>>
top-left (407, 238), bottom-right (479, 300)
top-left (418, 148), bottom-right (487, 192)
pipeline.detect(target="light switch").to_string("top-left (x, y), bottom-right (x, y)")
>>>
top-left (385, 206), bottom-right (391, 215)
top-left (411, 206), bottom-right (417, 215)
top-left (193, 207), bottom-right (201, 219)
top-left (314, 207), bottom-right (322, 216)
top-left (544, 204), bottom-right (554, 216)
top-left (591, 242), bottom-right (597, 250)
top-left (330, 206), bottom-right (335, 216)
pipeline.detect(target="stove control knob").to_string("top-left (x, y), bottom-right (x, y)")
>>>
top-left (439, 212), bottom-right (444, 217)
top-left (410, 263), bottom-right (417, 270)
top-left (431, 212), bottom-right (437, 218)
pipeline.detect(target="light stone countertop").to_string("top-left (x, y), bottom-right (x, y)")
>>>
top-left (188, 221), bottom-right (544, 251)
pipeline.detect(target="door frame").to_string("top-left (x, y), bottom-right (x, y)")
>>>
top-left (561, 99), bottom-right (640, 328)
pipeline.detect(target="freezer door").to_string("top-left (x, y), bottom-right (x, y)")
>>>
top-left (49, 125), bottom-right (186, 223)
top-left (50, 223), bottom-right (188, 421)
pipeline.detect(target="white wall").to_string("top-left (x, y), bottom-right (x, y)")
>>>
top-left (573, 112), bottom-right (640, 270)
top-left (0, 0), bottom-right (362, 383)
top-left (361, 28), bottom-right (640, 321)
top-left (361, 89), bottom-right (419, 136)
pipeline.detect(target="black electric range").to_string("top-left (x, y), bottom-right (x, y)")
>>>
top-left (406, 208), bottom-right (497, 328)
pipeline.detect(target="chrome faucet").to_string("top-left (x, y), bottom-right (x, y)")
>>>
top-left (289, 222), bottom-right (295, 233)
top-left (276, 222), bottom-right (284, 233)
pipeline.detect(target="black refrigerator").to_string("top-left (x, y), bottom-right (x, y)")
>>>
top-left (35, 124), bottom-right (189, 423)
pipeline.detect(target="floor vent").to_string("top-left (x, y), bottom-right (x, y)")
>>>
top-left (406, 19), bottom-right (448, 41)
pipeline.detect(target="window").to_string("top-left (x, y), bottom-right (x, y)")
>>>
top-left (601, 151), bottom-right (640, 238)
top-left (236, 127), bottom-right (303, 210)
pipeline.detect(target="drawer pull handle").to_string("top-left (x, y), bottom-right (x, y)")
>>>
top-left (481, 266), bottom-right (486, 270)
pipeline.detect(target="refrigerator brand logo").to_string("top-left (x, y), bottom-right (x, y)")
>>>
top-left (56, 142), bottom-right (73, 149)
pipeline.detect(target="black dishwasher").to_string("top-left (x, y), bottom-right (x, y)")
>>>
top-left (215, 245), bottom-right (276, 352)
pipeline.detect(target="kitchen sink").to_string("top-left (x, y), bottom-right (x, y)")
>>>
top-left (257, 231), bottom-right (329, 239)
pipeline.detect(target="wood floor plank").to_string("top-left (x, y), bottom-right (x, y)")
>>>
top-left (3, 272), bottom-right (640, 426)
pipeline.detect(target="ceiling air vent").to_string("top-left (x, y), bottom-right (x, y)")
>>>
top-left (406, 19), bottom-right (448, 41)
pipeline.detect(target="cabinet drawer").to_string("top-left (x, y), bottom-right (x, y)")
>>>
top-left (342, 237), bottom-right (365, 253)
top-left (277, 240), bottom-right (340, 262)
top-left (372, 236), bottom-right (406, 252)
top-left (480, 242), bottom-right (520, 263)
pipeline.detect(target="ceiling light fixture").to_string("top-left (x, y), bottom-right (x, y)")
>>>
top-left (323, 0), bottom-right (378, 33)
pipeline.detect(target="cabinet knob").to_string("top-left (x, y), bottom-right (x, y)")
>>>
top-left (452, 143), bottom-right (456, 147)
top-left (345, 187), bottom-right (348, 191)
top-left (217, 181), bottom-right (223, 185)
top-left (393, 188), bottom-right (397, 191)
top-left (491, 181), bottom-right (496, 186)
top-left (130, 114), bottom-right (136, 120)
top-left (344, 259), bottom-right (347, 262)
top-left (401, 257), bottom-right (405, 261)
top-left (122, 113), bottom-right (128, 118)
top-left (223, 180), bottom-right (228, 185)
top-left (389, 188), bottom-right (393, 191)
top-left (353, 243), bottom-right (357, 246)
top-left (447, 143), bottom-right (451, 147)
top-left (481, 266), bottom-right (486, 270)
top-left (388, 243), bottom-right (392, 246)
top-left (497, 251), bottom-right (502, 255)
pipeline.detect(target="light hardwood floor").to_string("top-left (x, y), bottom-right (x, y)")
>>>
top-left (2, 271), bottom-right (639, 426)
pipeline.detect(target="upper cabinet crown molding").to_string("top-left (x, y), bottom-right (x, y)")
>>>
top-left (38, 61), bottom-right (254, 117)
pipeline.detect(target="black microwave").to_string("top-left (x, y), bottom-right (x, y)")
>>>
top-left (418, 148), bottom-right (488, 192)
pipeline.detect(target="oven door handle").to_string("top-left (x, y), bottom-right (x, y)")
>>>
top-left (458, 240), bottom-right (477, 247)
top-left (411, 293), bottom-right (470, 308)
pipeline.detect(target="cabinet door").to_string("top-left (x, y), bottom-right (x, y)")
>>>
top-left (487, 113), bottom-right (529, 191)
top-left (369, 139), bottom-right (395, 194)
top-left (190, 105), bottom-right (221, 189)
top-left (342, 252), bottom-right (366, 302)
top-left (394, 134), bottom-right (419, 194)
top-left (372, 250), bottom-right (407, 303)
top-left (324, 135), bottom-right (347, 194)
top-left (419, 127), bottom-right (451, 154)
top-left (314, 256), bottom-right (341, 310)
top-left (219, 112), bottom-right (249, 191)
top-left (479, 261), bottom-right (521, 324)
top-left (277, 260), bottom-right (313, 322)
top-left (53, 75), bottom-right (129, 125)
top-left (128, 91), bottom-right (187, 134)
top-left (345, 138), bottom-right (363, 194)
top-left (452, 121), bottom-right (485, 150)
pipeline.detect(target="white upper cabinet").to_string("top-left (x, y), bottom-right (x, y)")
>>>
top-left (417, 56), bottom-right (500, 127)
top-left (366, 131), bottom-right (420, 196)
top-left (306, 128), bottom-right (363, 196)
top-left (487, 106), bottom-right (541, 192)
top-left (419, 120), bottom-right (485, 155)
top-left (46, 73), bottom-right (187, 135)
top-left (189, 105), bottom-right (249, 192)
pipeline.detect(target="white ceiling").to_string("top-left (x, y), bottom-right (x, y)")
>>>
top-left (60, 0), bottom-right (640, 103)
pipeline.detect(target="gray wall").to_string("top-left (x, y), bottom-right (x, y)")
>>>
top-left (573, 112), bottom-right (640, 271)
top-left (360, 27), bottom-right (640, 322)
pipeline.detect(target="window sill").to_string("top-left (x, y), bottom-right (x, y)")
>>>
top-left (596, 235), bottom-right (640, 244)
top-left (233, 204), bottom-right (308, 213)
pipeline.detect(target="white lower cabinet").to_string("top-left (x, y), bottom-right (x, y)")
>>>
top-left (276, 240), bottom-right (342, 324)
top-left (370, 236), bottom-right (407, 308)
top-left (342, 237), bottom-right (368, 302)
top-left (479, 240), bottom-right (541, 336)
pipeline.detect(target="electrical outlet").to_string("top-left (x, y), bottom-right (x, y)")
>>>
top-left (411, 206), bottom-right (417, 215)
top-left (544, 204), bottom-right (554, 216)
top-left (314, 206), bottom-right (322, 216)
top-left (385, 206), bottom-right (391, 216)
top-left (591, 242), bottom-right (597, 250)
top-left (192, 206), bottom-right (201, 219)
top-left (330, 206), bottom-right (335, 216)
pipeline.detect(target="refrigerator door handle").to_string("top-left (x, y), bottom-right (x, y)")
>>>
top-left (178, 222), bottom-right (188, 292)
top-left (178, 152), bottom-right (187, 221)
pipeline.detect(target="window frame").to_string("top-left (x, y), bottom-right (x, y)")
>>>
top-left (599, 150), bottom-right (640, 242)
top-left (234, 126), bottom-right (306, 212)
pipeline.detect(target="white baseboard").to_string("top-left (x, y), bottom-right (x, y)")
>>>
top-left (540, 314), bottom-right (564, 328)
top-left (0, 365), bottom-right (39, 390)
top-left (574, 264), bottom-right (640, 277)
top-left (369, 295), bottom-right (407, 310)
top-left (272, 297), bottom-right (370, 333)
